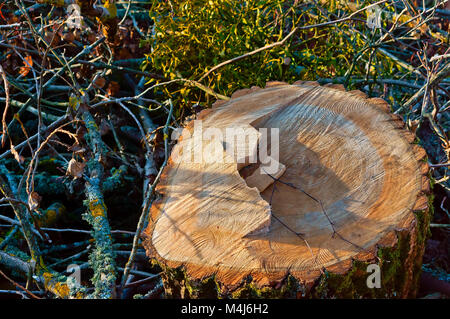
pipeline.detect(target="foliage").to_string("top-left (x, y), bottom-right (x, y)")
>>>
top-left (143, 0), bottom-right (405, 110)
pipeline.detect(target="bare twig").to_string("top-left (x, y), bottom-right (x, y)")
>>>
top-left (0, 65), bottom-right (10, 148)
top-left (120, 99), bottom-right (174, 289)
top-left (0, 269), bottom-right (41, 299)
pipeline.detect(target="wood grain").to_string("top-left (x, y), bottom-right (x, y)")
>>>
top-left (143, 82), bottom-right (428, 290)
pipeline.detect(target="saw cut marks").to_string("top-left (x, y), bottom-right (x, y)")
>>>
top-left (144, 82), bottom-right (426, 288)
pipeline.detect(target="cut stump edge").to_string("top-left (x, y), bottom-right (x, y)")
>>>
top-left (142, 81), bottom-right (432, 298)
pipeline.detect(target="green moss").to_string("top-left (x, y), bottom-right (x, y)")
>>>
top-left (312, 230), bottom-right (412, 299)
top-left (192, 275), bottom-right (222, 299)
top-left (312, 191), bottom-right (433, 299)
top-left (159, 264), bottom-right (303, 299)
top-left (409, 193), bottom-right (433, 297)
top-left (36, 157), bottom-right (66, 175)
top-left (232, 275), bottom-right (299, 299)
top-left (379, 233), bottom-right (410, 297)
top-left (231, 282), bottom-right (261, 299)
top-left (157, 263), bottom-right (220, 298)
top-left (314, 260), bottom-right (378, 298)
top-left (35, 202), bottom-right (66, 226)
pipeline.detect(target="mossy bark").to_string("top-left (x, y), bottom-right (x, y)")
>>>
top-left (312, 200), bottom-right (432, 299)
top-left (153, 193), bottom-right (432, 299)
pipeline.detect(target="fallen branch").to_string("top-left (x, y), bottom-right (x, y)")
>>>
top-left (0, 175), bottom-right (42, 267)
top-left (80, 101), bottom-right (117, 299)
top-left (403, 62), bottom-right (450, 111)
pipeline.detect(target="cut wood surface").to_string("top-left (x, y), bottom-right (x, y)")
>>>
top-left (143, 81), bottom-right (430, 298)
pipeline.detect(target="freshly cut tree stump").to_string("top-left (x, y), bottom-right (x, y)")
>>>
top-left (143, 81), bottom-right (431, 298)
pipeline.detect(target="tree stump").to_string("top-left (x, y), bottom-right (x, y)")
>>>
top-left (143, 81), bottom-right (431, 298)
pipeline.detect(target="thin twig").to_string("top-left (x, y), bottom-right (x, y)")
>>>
top-left (0, 269), bottom-right (41, 299)
top-left (120, 99), bottom-right (174, 289)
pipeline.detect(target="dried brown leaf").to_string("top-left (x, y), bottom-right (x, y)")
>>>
top-left (19, 55), bottom-right (33, 77)
top-left (93, 76), bottom-right (106, 89)
top-left (28, 192), bottom-right (42, 211)
top-left (66, 158), bottom-right (86, 179)
top-left (10, 143), bottom-right (24, 164)
top-left (106, 81), bottom-right (120, 97)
